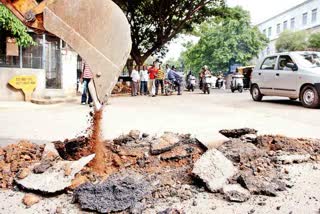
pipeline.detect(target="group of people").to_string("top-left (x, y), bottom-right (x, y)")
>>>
top-left (79, 60), bottom-right (184, 106)
top-left (130, 61), bottom-right (183, 97)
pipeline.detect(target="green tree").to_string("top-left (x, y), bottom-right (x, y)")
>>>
top-left (275, 30), bottom-right (309, 52)
top-left (0, 5), bottom-right (34, 47)
top-left (113, 0), bottom-right (226, 65)
top-left (181, 7), bottom-right (268, 74)
top-left (309, 32), bottom-right (320, 50)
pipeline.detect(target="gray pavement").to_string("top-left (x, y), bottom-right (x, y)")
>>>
top-left (1, 89), bottom-right (320, 146)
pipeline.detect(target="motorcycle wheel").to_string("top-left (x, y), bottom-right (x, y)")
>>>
top-left (231, 89), bottom-right (235, 93)
top-left (239, 87), bottom-right (243, 93)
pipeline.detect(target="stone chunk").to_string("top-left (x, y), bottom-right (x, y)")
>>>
top-left (192, 149), bottom-right (238, 192)
top-left (220, 128), bottom-right (257, 138)
top-left (16, 154), bottom-right (95, 193)
top-left (129, 130), bottom-right (141, 140)
top-left (22, 194), bottom-right (40, 207)
top-left (222, 184), bottom-right (251, 202)
top-left (151, 133), bottom-right (180, 155)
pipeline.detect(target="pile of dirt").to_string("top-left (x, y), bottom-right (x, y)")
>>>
top-left (0, 141), bottom-right (44, 188)
top-left (112, 82), bottom-right (131, 94)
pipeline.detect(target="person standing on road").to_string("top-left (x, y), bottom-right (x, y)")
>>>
top-left (131, 65), bottom-right (140, 96)
top-left (168, 66), bottom-right (182, 95)
top-left (155, 64), bottom-right (165, 95)
top-left (80, 61), bottom-right (93, 105)
top-left (140, 65), bottom-right (149, 95)
top-left (148, 61), bottom-right (158, 97)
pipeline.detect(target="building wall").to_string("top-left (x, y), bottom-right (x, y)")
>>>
top-left (257, 0), bottom-right (320, 58)
top-left (61, 49), bottom-right (78, 96)
top-left (0, 68), bottom-right (46, 101)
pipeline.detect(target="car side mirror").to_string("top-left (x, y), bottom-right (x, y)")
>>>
top-left (286, 63), bottom-right (298, 71)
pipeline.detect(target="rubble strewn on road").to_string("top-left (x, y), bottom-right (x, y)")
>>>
top-left (0, 128), bottom-right (319, 213)
top-left (192, 149), bottom-right (238, 192)
top-left (22, 193), bottom-right (40, 207)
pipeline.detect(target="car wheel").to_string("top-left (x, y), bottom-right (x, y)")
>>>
top-left (300, 86), bottom-right (320, 108)
top-left (251, 85), bottom-right (263, 101)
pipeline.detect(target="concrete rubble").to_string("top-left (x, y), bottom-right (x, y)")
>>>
top-left (22, 194), bottom-right (41, 207)
top-left (15, 154), bottom-right (95, 193)
top-left (0, 128), bottom-right (320, 213)
top-left (192, 149), bottom-right (238, 192)
top-left (222, 184), bottom-right (251, 202)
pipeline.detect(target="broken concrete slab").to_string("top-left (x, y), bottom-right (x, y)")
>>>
top-left (73, 171), bottom-right (152, 213)
top-left (192, 149), bottom-right (238, 192)
top-left (222, 184), bottom-right (251, 202)
top-left (42, 143), bottom-right (60, 160)
top-left (275, 154), bottom-right (311, 164)
top-left (196, 132), bottom-right (230, 150)
top-left (129, 130), bottom-right (141, 140)
top-left (220, 128), bottom-right (257, 138)
top-left (15, 154), bottom-right (95, 193)
top-left (151, 133), bottom-right (180, 155)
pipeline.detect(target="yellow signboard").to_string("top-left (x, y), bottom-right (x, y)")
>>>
top-left (8, 75), bottom-right (37, 101)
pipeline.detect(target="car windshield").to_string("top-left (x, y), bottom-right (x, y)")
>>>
top-left (295, 52), bottom-right (320, 68)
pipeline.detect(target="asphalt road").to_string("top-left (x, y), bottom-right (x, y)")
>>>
top-left (1, 89), bottom-right (320, 146)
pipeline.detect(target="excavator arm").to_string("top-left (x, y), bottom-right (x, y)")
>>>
top-left (1, 0), bottom-right (132, 110)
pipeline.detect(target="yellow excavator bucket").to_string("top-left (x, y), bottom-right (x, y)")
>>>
top-left (43, 0), bottom-right (131, 106)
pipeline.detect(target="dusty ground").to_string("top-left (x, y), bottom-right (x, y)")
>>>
top-left (1, 90), bottom-right (320, 146)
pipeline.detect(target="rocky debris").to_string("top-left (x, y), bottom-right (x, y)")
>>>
top-left (240, 134), bottom-right (258, 144)
top-left (16, 168), bottom-right (30, 180)
top-left (22, 194), bottom-right (40, 207)
top-left (112, 82), bottom-right (132, 94)
top-left (33, 159), bottom-right (53, 174)
top-left (151, 133), bottom-right (181, 155)
top-left (0, 141), bottom-right (43, 188)
top-left (129, 130), bottom-right (141, 140)
top-left (73, 172), bottom-right (152, 213)
top-left (192, 149), bottom-right (238, 192)
top-left (275, 154), bottom-right (311, 164)
top-left (158, 208), bottom-right (186, 214)
top-left (218, 139), bottom-right (264, 163)
top-left (53, 137), bottom-right (91, 160)
top-left (196, 132), bottom-right (230, 149)
top-left (222, 184), bottom-right (251, 202)
top-left (42, 143), bottom-right (60, 160)
top-left (220, 128), bottom-right (257, 138)
top-left (16, 154), bottom-right (95, 193)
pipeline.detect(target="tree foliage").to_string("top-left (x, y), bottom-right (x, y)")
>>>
top-left (275, 30), bottom-right (309, 52)
top-left (0, 5), bottom-right (35, 47)
top-left (309, 32), bottom-right (320, 50)
top-left (113, 0), bottom-right (226, 65)
top-left (181, 7), bottom-right (268, 74)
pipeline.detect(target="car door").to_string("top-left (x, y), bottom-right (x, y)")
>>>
top-left (273, 55), bottom-right (298, 97)
top-left (258, 55), bottom-right (278, 95)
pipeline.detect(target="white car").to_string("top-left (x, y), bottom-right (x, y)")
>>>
top-left (251, 51), bottom-right (320, 108)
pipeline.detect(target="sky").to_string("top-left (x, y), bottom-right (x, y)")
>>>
top-left (163, 0), bottom-right (306, 61)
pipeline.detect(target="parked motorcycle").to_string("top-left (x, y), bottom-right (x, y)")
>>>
top-left (202, 74), bottom-right (212, 94)
top-left (231, 73), bottom-right (244, 93)
top-left (186, 75), bottom-right (196, 92)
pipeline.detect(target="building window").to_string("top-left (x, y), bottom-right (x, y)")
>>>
top-left (277, 24), bottom-right (281, 34)
top-left (263, 29), bottom-right (267, 36)
top-left (290, 18), bottom-right (295, 29)
top-left (303, 12), bottom-right (308, 25)
top-left (312, 9), bottom-right (317, 23)
top-left (268, 27), bottom-right (272, 37)
top-left (283, 21), bottom-right (288, 30)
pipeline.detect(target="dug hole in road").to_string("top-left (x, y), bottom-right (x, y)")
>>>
top-left (0, 90), bottom-right (320, 214)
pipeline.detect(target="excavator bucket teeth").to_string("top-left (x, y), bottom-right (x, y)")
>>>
top-left (43, 0), bottom-right (131, 104)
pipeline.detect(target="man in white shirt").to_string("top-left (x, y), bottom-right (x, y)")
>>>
top-left (140, 65), bottom-right (149, 95)
top-left (131, 65), bottom-right (140, 96)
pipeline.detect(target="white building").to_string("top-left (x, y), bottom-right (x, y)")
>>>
top-left (257, 0), bottom-right (320, 59)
